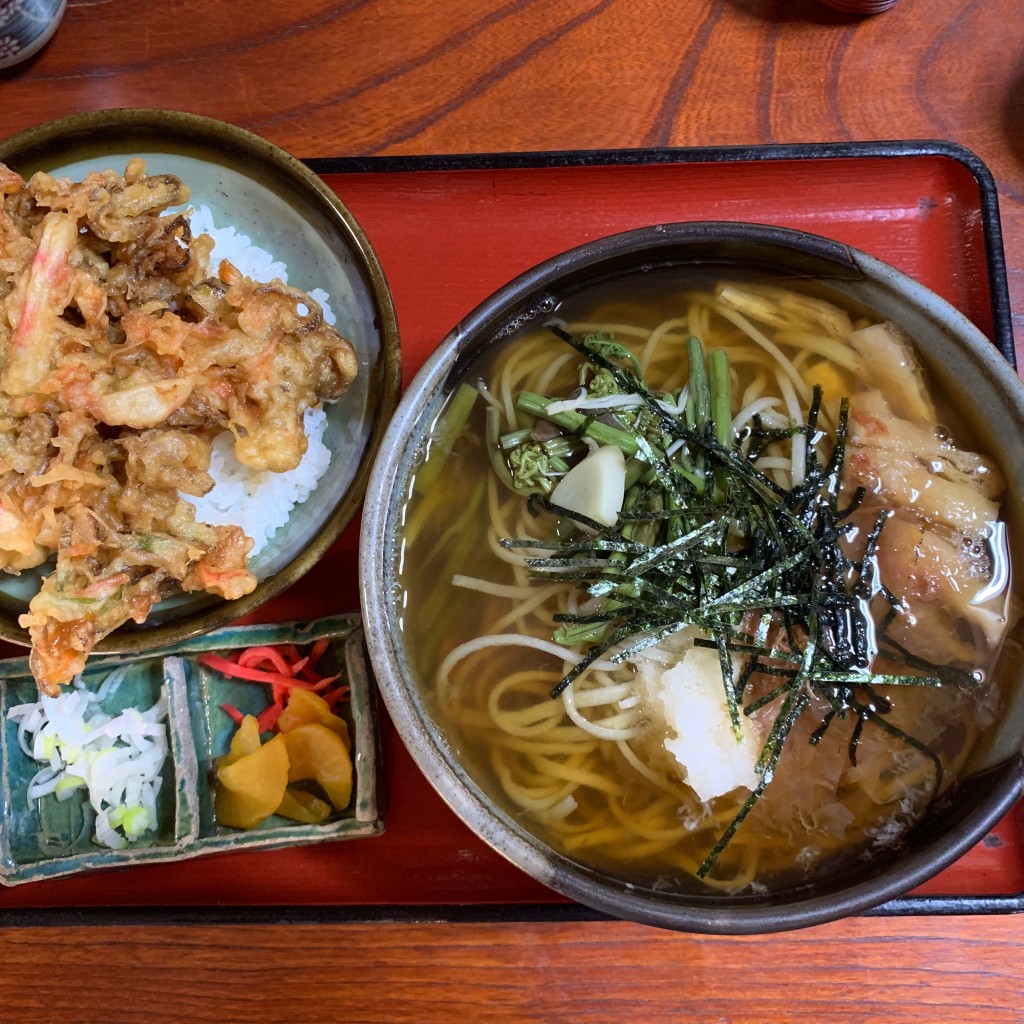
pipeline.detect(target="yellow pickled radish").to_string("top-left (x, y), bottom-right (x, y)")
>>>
top-left (277, 688), bottom-right (351, 750)
top-left (215, 733), bottom-right (290, 829)
top-left (276, 787), bottom-right (333, 824)
top-left (216, 714), bottom-right (262, 770)
top-left (282, 723), bottom-right (353, 811)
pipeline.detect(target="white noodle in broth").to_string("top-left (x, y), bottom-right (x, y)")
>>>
top-left (398, 271), bottom-right (1018, 894)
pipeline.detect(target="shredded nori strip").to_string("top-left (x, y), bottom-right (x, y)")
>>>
top-left (498, 327), bottom-right (950, 881)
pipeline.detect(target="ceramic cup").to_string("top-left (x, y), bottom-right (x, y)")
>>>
top-left (0, 0), bottom-right (66, 70)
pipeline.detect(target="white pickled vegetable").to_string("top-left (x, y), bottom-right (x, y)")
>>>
top-left (7, 678), bottom-right (169, 849)
top-left (550, 444), bottom-right (626, 528)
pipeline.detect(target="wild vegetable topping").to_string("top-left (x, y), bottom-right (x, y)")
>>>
top-left (500, 327), bottom-right (967, 876)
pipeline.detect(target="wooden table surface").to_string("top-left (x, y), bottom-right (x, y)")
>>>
top-left (2, 0), bottom-right (1024, 1020)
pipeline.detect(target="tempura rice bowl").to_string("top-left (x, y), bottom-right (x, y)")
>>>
top-left (0, 108), bottom-right (400, 655)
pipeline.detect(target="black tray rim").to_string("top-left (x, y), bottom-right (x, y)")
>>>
top-left (1, 892), bottom-right (1022, 930)
top-left (0, 140), bottom-right (1017, 929)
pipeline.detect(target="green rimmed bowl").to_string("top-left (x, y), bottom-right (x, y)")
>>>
top-left (0, 108), bottom-right (401, 655)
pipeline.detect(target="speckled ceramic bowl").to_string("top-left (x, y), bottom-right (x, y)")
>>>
top-left (0, 109), bottom-right (401, 655)
top-left (360, 221), bottom-right (1024, 934)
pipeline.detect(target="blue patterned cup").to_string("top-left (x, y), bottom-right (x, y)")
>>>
top-left (0, 0), bottom-right (66, 70)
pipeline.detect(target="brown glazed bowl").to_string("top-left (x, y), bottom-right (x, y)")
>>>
top-left (360, 221), bottom-right (1024, 934)
top-left (0, 109), bottom-right (401, 655)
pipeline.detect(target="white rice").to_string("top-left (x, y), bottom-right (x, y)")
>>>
top-left (189, 407), bottom-right (331, 555)
top-left (182, 206), bottom-right (337, 555)
top-left (189, 205), bottom-right (337, 325)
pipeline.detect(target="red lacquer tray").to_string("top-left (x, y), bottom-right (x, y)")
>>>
top-left (2, 142), bottom-right (1019, 924)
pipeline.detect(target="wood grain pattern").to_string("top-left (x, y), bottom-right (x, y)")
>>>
top-left (0, 916), bottom-right (1022, 1023)
top-left (5, 0), bottom-right (1017, 344)
top-left (1, 2), bottom-right (1014, 154)
top-left (2, 0), bottom-right (1024, 1019)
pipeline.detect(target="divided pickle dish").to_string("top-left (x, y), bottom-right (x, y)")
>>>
top-left (0, 616), bottom-right (383, 885)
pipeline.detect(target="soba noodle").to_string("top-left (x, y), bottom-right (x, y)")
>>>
top-left (398, 271), bottom-right (1017, 893)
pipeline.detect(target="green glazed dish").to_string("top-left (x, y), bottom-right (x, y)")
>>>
top-left (0, 109), bottom-right (401, 654)
top-left (0, 615), bottom-right (382, 884)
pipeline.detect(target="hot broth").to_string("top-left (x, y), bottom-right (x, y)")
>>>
top-left (396, 267), bottom-right (1020, 894)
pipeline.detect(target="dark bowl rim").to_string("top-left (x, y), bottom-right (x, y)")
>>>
top-left (359, 219), bottom-right (1024, 934)
top-left (0, 107), bottom-right (402, 654)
